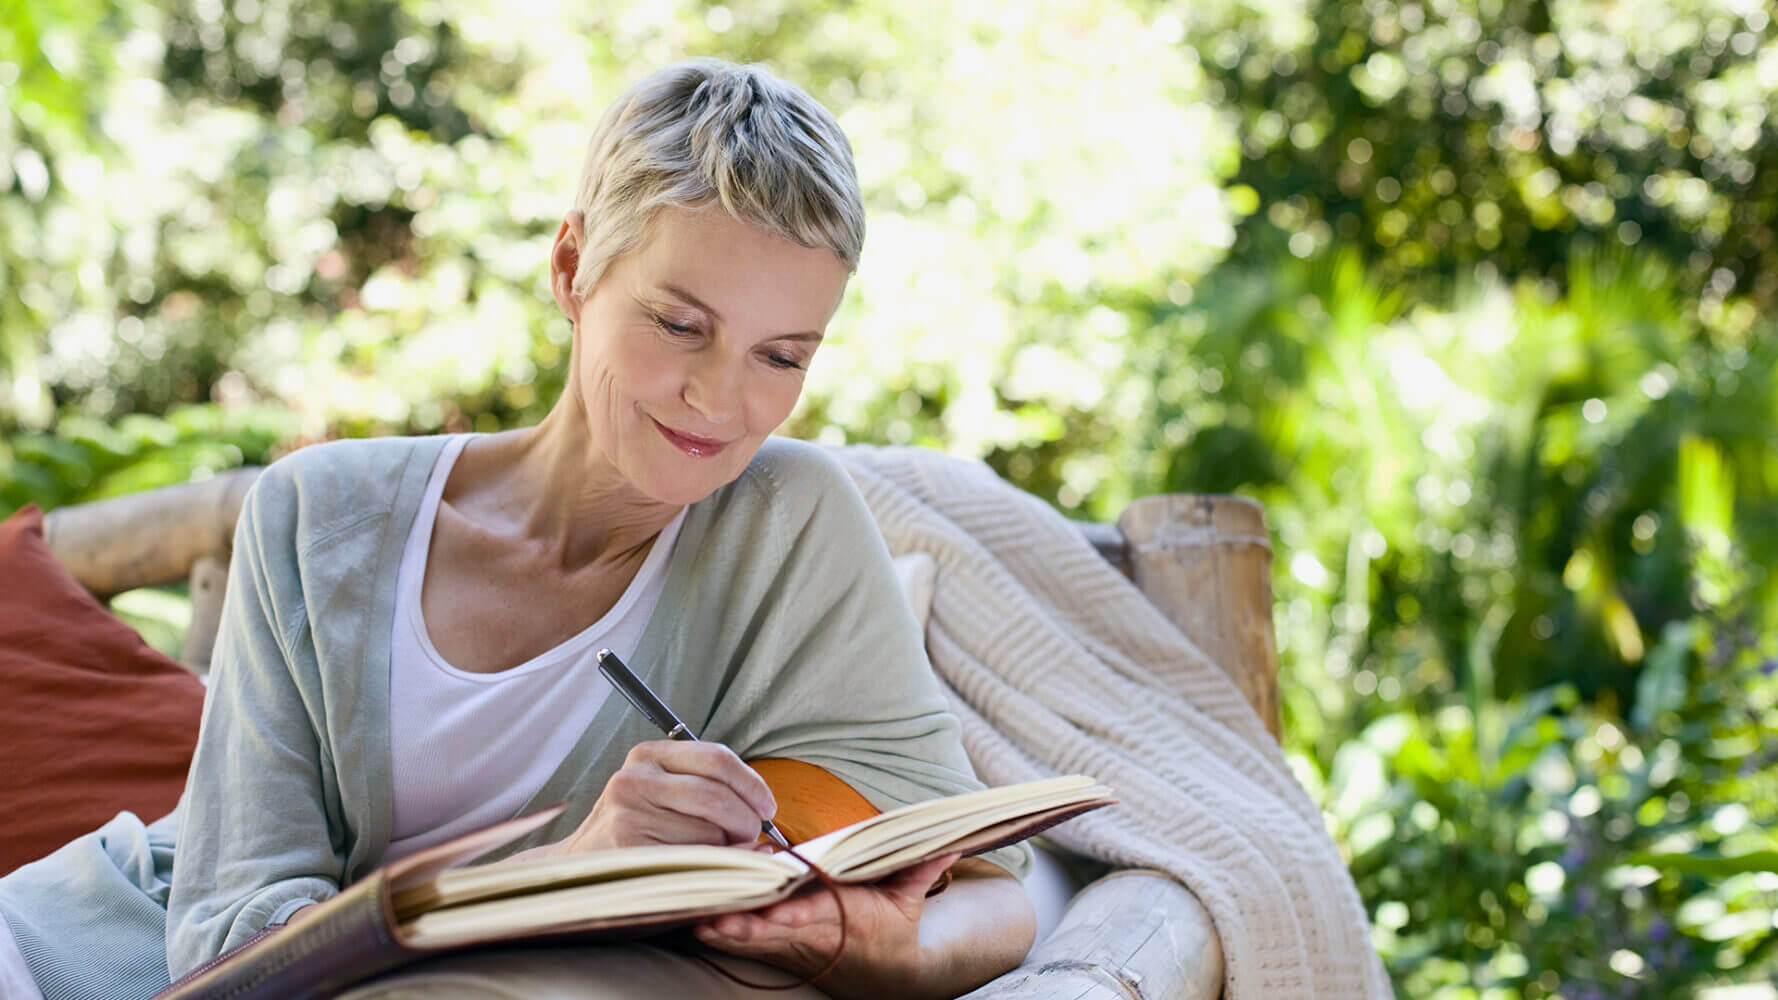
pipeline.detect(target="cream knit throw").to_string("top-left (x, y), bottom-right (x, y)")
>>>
top-left (837, 445), bottom-right (1393, 999)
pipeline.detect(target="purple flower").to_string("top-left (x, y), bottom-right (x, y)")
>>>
top-left (1563, 843), bottom-right (1589, 870)
top-left (1761, 658), bottom-right (1777, 676)
top-left (1649, 916), bottom-right (1670, 942)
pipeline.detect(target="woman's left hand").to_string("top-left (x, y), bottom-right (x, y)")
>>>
top-left (692, 852), bottom-right (961, 999)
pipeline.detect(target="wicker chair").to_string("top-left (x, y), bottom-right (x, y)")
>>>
top-left (44, 467), bottom-right (1281, 1000)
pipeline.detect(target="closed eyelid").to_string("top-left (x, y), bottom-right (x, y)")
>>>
top-left (642, 289), bottom-right (824, 343)
top-left (641, 307), bottom-right (704, 340)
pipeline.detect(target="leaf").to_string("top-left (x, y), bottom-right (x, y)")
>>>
top-left (56, 414), bottom-right (140, 466)
top-left (1628, 851), bottom-right (1778, 878)
top-left (0, 459), bottom-right (64, 513)
top-left (1678, 434), bottom-right (1734, 556)
top-left (9, 435), bottom-right (93, 491)
top-left (1632, 621), bottom-right (1694, 731)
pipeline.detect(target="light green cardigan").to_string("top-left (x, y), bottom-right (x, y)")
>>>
top-left (0, 434), bottom-right (1027, 1000)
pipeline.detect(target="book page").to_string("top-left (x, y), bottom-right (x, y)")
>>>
top-left (402, 867), bottom-right (794, 947)
top-left (794, 775), bottom-right (1112, 876)
top-left (397, 843), bottom-right (805, 917)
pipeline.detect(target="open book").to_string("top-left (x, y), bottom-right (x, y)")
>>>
top-left (155, 774), bottom-right (1114, 999)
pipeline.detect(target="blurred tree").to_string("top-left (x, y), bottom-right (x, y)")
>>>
top-left (1214, 0), bottom-right (1778, 314)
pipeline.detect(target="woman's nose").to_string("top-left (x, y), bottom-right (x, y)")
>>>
top-left (682, 353), bottom-right (742, 426)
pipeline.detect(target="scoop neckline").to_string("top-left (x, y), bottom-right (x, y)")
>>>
top-left (401, 433), bottom-right (687, 683)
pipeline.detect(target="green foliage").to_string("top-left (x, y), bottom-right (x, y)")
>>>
top-left (1220, 0), bottom-right (1778, 311)
top-left (1135, 246), bottom-right (1778, 992)
top-left (1334, 577), bottom-right (1778, 997)
top-left (0, 403), bottom-right (296, 515)
top-left (4, 0), bottom-right (1778, 993)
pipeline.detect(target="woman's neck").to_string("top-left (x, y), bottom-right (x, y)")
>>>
top-left (445, 395), bottom-right (683, 570)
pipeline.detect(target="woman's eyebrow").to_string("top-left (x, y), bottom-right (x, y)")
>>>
top-left (657, 282), bottom-right (824, 341)
top-left (658, 283), bottom-right (723, 321)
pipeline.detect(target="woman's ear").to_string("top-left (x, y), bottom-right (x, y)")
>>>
top-left (549, 211), bottom-right (586, 322)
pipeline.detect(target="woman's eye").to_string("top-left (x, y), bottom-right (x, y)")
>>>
top-left (652, 315), bottom-right (697, 337)
top-left (766, 353), bottom-right (805, 371)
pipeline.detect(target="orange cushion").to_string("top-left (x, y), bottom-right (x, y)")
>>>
top-left (0, 505), bottom-right (206, 874)
top-left (748, 757), bottom-right (881, 845)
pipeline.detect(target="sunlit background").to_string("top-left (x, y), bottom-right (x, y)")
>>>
top-left (4, 0), bottom-right (1777, 995)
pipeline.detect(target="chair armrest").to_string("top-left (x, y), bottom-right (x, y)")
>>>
top-left (963, 870), bottom-right (1222, 1000)
top-left (42, 466), bottom-right (260, 598)
top-left (43, 467), bottom-right (260, 673)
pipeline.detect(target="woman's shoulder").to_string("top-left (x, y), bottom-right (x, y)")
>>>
top-left (728, 436), bottom-right (860, 511)
top-left (243, 434), bottom-right (450, 543)
top-left (697, 436), bottom-right (871, 546)
top-left (744, 435), bottom-right (848, 485)
top-left (259, 433), bottom-right (444, 488)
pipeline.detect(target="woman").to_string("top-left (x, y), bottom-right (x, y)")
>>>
top-left (0, 59), bottom-right (1035, 999)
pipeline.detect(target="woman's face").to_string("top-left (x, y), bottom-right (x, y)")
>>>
top-left (551, 204), bottom-right (851, 507)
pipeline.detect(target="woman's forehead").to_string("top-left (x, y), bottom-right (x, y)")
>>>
top-left (625, 206), bottom-right (850, 329)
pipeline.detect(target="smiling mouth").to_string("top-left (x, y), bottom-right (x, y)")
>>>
top-left (653, 419), bottom-right (729, 458)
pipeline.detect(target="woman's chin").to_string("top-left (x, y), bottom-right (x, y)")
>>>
top-left (647, 483), bottom-right (718, 507)
top-left (634, 458), bottom-right (748, 508)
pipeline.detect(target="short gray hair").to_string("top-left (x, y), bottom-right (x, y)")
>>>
top-left (570, 59), bottom-right (866, 299)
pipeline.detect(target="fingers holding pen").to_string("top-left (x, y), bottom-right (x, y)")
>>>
top-left (636, 740), bottom-right (777, 821)
top-left (590, 649), bottom-right (787, 849)
top-left (623, 740), bottom-right (778, 843)
top-left (562, 740), bottom-right (779, 851)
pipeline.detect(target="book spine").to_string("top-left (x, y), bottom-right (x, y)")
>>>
top-left (151, 875), bottom-right (420, 1000)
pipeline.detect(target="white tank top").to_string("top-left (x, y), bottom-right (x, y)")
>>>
top-left (383, 435), bottom-right (686, 863)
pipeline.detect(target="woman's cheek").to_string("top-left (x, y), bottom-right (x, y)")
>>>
top-left (612, 334), bottom-right (679, 397)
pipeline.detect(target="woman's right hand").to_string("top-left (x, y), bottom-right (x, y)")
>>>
top-left (527, 740), bottom-right (779, 858)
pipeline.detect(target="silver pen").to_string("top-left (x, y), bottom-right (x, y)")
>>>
top-left (596, 648), bottom-right (793, 849)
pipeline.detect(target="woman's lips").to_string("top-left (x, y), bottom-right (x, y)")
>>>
top-left (653, 419), bottom-right (729, 458)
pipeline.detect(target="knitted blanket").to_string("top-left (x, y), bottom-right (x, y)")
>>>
top-left (836, 445), bottom-right (1393, 999)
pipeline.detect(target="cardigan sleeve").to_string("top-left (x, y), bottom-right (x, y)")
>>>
top-left (699, 442), bottom-right (1034, 879)
top-left (164, 467), bottom-right (345, 978)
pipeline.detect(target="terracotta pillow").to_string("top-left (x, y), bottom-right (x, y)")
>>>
top-left (0, 505), bottom-right (205, 875)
